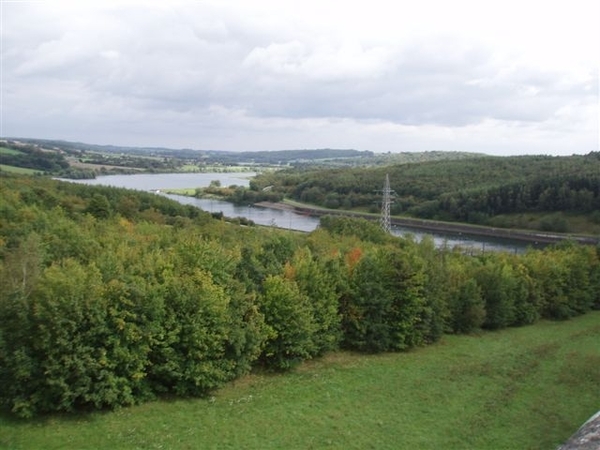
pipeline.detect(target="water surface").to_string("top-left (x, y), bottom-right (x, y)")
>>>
top-left (69, 172), bottom-right (532, 253)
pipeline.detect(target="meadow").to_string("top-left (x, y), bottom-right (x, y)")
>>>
top-left (0, 147), bottom-right (24, 156)
top-left (0, 164), bottom-right (40, 175)
top-left (1, 311), bottom-right (598, 450)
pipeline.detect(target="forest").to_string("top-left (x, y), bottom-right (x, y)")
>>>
top-left (0, 173), bottom-right (599, 418)
top-left (244, 152), bottom-right (600, 232)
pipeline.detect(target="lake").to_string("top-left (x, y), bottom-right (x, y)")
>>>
top-left (65, 172), bottom-right (534, 253)
top-left (67, 172), bottom-right (256, 190)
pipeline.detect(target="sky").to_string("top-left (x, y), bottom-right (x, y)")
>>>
top-left (1, 0), bottom-right (599, 155)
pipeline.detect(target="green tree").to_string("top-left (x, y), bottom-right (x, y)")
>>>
top-left (1, 259), bottom-right (108, 417)
top-left (258, 275), bottom-right (316, 370)
top-left (86, 193), bottom-right (112, 219)
top-left (475, 256), bottom-right (517, 329)
top-left (445, 256), bottom-right (486, 333)
top-left (341, 246), bottom-right (429, 352)
top-left (148, 269), bottom-right (236, 395)
top-left (288, 247), bottom-right (341, 355)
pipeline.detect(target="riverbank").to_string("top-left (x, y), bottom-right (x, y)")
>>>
top-left (255, 201), bottom-right (600, 246)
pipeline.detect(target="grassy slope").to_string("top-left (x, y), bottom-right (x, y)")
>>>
top-left (1, 147), bottom-right (33, 174)
top-left (0, 147), bottom-right (24, 155)
top-left (1, 312), bottom-right (599, 450)
top-left (0, 164), bottom-right (40, 175)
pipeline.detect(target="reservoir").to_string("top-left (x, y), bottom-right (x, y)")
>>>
top-left (66, 172), bottom-right (538, 253)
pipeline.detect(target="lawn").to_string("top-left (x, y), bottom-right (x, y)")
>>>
top-left (1, 312), bottom-right (598, 450)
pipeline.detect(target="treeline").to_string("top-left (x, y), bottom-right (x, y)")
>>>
top-left (80, 153), bottom-right (179, 172)
top-left (14, 138), bottom-right (484, 169)
top-left (0, 142), bottom-right (69, 173)
top-left (201, 149), bottom-right (375, 165)
top-left (15, 138), bottom-right (375, 167)
top-left (248, 153), bottom-right (600, 230)
top-left (433, 174), bottom-right (600, 226)
top-left (197, 182), bottom-right (284, 205)
top-left (1, 174), bottom-right (599, 418)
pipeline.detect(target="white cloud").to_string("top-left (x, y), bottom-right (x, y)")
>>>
top-left (244, 40), bottom-right (391, 81)
top-left (1, 0), bottom-right (598, 155)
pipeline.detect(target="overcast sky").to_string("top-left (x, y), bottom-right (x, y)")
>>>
top-left (2, 0), bottom-right (598, 155)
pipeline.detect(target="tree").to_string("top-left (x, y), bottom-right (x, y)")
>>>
top-left (341, 246), bottom-right (429, 352)
top-left (288, 247), bottom-right (341, 355)
top-left (445, 256), bottom-right (485, 333)
top-left (148, 269), bottom-right (237, 395)
top-left (258, 275), bottom-right (316, 370)
top-left (475, 256), bottom-right (517, 330)
top-left (86, 193), bottom-right (112, 219)
top-left (0, 259), bottom-right (109, 417)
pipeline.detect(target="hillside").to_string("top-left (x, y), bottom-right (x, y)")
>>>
top-left (247, 152), bottom-right (600, 233)
top-left (1, 172), bottom-right (599, 419)
top-left (3, 138), bottom-right (485, 176)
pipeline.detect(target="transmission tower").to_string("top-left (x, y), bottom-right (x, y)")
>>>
top-left (379, 173), bottom-right (394, 233)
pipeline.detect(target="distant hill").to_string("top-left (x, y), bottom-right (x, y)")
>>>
top-left (7, 138), bottom-right (373, 162)
top-left (248, 152), bottom-right (600, 233)
top-left (4, 138), bottom-right (490, 170)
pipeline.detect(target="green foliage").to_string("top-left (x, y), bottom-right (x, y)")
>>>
top-left (341, 246), bottom-right (429, 352)
top-left (234, 233), bottom-right (300, 293)
top-left (288, 248), bottom-right (342, 355)
top-left (251, 152), bottom-right (600, 231)
top-left (523, 248), bottom-right (580, 320)
top-left (452, 278), bottom-right (486, 333)
top-left (416, 237), bottom-right (450, 342)
top-left (1, 260), bottom-right (118, 417)
top-left (476, 258), bottom-right (518, 329)
top-left (1, 173), bottom-right (599, 417)
top-left (0, 142), bottom-right (69, 173)
top-left (147, 269), bottom-right (235, 395)
top-left (258, 275), bottom-right (316, 370)
top-left (2, 312), bottom-right (599, 449)
top-left (445, 256), bottom-right (486, 333)
top-left (320, 215), bottom-right (389, 244)
top-left (86, 194), bottom-right (112, 219)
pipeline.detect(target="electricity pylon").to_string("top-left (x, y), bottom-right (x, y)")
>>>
top-left (379, 173), bottom-right (394, 233)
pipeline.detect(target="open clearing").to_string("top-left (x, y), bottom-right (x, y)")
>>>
top-left (1, 312), bottom-right (598, 449)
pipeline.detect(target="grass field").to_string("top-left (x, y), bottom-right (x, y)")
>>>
top-left (0, 147), bottom-right (24, 155)
top-left (0, 164), bottom-right (40, 174)
top-left (1, 312), bottom-right (598, 450)
top-left (162, 187), bottom-right (197, 196)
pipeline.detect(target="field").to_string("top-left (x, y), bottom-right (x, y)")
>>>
top-left (0, 147), bottom-right (24, 155)
top-left (1, 312), bottom-right (598, 450)
top-left (0, 164), bottom-right (40, 174)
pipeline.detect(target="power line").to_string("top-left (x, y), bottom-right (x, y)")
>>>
top-left (379, 173), bottom-right (394, 233)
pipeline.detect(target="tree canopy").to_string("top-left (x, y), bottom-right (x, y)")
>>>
top-left (1, 173), bottom-right (599, 417)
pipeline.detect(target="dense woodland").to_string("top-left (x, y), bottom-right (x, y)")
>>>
top-left (245, 152), bottom-right (600, 232)
top-left (1, 173), bottom-right (599, 418)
